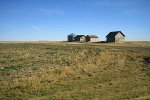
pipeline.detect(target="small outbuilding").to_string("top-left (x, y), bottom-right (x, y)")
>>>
top-left (106, 31), bottom-right (125, 42)
top-left (86, 35), bottom-right (99, 42)
top-left (74, 35), bottom-right (86, 42)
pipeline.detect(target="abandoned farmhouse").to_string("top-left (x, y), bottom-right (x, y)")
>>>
top-left (106, 31), bottom-right (125, 42)
top-left (68, 31), bottom-right (125, 43)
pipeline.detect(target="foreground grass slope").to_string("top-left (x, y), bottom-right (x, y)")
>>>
top-left (0, 42), bottom-right (150, 100)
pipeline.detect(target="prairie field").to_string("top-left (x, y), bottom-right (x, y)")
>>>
top-left (0, 42), bottom-right (150, 100)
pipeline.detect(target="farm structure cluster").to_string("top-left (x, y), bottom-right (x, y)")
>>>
top-left (68, 34), bottom-right (99, 42)
top-left (68, 31), bottom-right (125, 43)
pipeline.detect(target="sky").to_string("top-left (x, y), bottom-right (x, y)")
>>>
top-left (0, 0), bottom-right (150, 41)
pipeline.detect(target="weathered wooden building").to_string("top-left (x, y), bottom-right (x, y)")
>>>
top-left (74, 35), bottom-right (86, 42)
top-left (106, 31), bottom-right (125, 42)
top-left (67, 33), bottom-right (99, 42)
top-left (68, 33), bottom-right (76, 42)
top-left (86, 35), bottom-right (99, 42)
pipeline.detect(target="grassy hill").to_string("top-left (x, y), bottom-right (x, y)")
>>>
top-left (0, 42), bottom-right (150, 100)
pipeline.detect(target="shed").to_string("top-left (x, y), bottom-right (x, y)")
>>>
top-left (86, 35), bottom-right (99, 42)
top-left (106, 31), bottom-right (125, 42)
top-left (74, 35), bottom-right (86, 42)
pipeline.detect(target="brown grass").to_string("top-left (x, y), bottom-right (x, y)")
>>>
top-left (0, 41), bottom-right (150, 99)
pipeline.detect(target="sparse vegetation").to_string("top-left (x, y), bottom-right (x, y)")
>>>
top-left (0, 42), bottom-right (150, 100)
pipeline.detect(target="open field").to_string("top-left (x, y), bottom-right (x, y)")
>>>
top-left (0, 42), bottom-right (150, 100)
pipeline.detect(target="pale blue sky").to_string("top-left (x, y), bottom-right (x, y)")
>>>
top-left (0, 0), bottom-right (150, 41)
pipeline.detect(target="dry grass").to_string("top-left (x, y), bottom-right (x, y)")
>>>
top-left (0, 42), bottom-right (150, 100)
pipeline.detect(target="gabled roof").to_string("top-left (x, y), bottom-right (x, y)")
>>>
top-left (106, 31), bottom-right (125, 37)
top-left (75, 35), bottom-right (85, 38)
top-left (86, 35), bottom-right (98, 38)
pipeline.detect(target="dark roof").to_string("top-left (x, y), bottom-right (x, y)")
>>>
top-left (106, 31), bottom-right (125, 37)
top-left (75, 35), bottom-right (85, 38)
top-left (86, 35), bottom-right (98, 38)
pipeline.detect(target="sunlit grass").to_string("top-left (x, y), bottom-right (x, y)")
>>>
top-left (0, 42), bottom-right (149, 99)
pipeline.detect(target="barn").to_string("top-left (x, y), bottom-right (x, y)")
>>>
top-left (86, 35), bottom-right (99, 42)
top-left (106, 31), bottom-right (125, 42)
